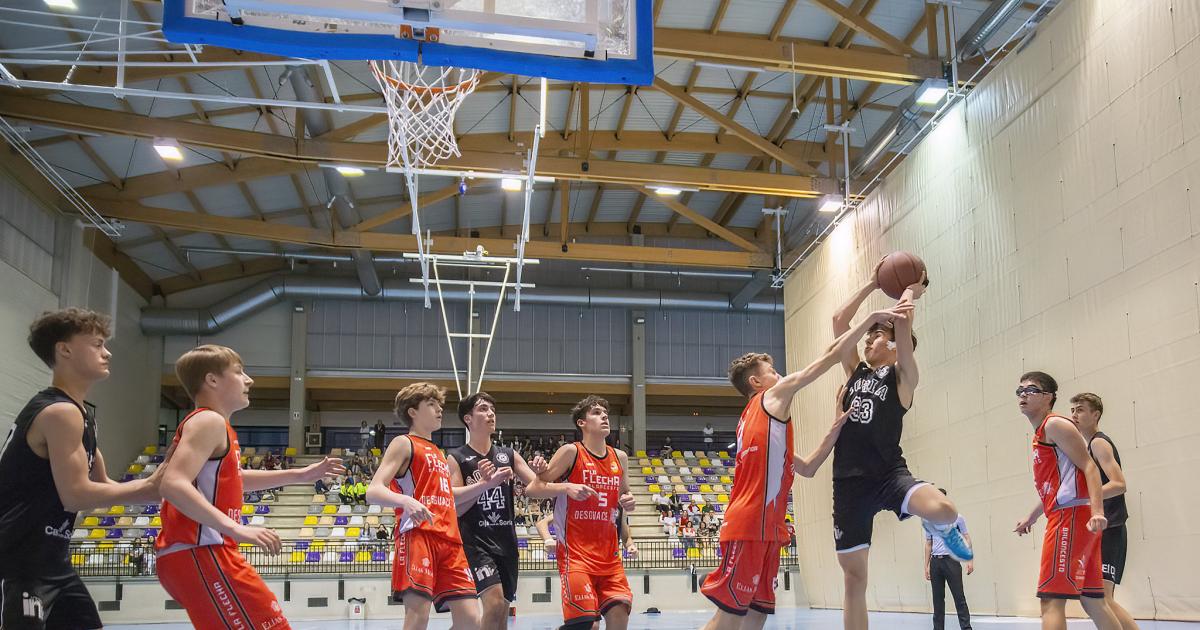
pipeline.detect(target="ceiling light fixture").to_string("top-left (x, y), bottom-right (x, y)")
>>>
top-left (817, 194), bottom-right (842, 214)
top-left (152, 138), bottom-right (184, 162)
top-left (915, 78), bottom-right (950, 106)
top-left (501, 177), bottom-right (523, 192)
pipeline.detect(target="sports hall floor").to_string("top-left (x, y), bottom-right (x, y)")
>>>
top-left (108, 609), bottom-right (1199, 629)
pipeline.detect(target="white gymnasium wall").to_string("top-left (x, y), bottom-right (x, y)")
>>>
top-left (784, 0), bottom-right (1199, 621)
top-left (0, 167), bottom-right (160, 476)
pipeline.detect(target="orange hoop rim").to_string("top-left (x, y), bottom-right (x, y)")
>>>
top-left (370, 61), bottom-right (481, 95)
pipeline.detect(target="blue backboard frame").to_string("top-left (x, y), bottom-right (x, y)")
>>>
top-left (162, 0), bottom-right (654, 85)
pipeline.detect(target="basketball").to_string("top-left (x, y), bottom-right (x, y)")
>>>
top-left (877, 252), bottom-right (927, 299)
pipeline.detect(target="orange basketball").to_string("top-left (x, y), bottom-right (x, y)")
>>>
top-left (877, 251), bottom-right (927, 299)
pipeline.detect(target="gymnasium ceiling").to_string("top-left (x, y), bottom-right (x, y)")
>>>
top-left (0, 0), bottom-right (1049, 300)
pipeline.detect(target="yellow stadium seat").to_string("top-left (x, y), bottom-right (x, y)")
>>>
top-left (240, 456), bottom-right (249, 466)
top-left (88, 529), bottom-right (104, 539)
top-left (303, 516), bottom-right (318, 526)
top-left (648, 484), bottom-right (661, 494)
top-left (687, 547), bottom-right (701, 559)
top-left (650, 458), bottom-right (662, 467)
top-left (322, 505), bottom-right (337, 514)
top-left (371, 448), bottom-right (381, 457)
top-left (290, 551), bottom-right (306, 563)
top-left (284, 447), bottom-right (297, 457)
top-left (720, 476), bottom-right (732, 485)
top-left (151, 516), bottom-right (162, 527)
top-left (718, 451), bottom-right (730, 458)
top-left (635, 450), bottom-right (647, 458)
top-left (98, 542), bottom-right (114, 550)
top-left (71, 553), bottom-right (86, 566)
top-left (717, 494), bottom-right (729, 504)
top-left (241, 505), bottom-right (255, 515)
top-left (312, 540), bottom-right (326, 550)
top-left (641, 467), bottom-right (653, 475)
top-left (671, 450), bottom-right (682, 458)
top-left (698, 458), bottom-right (710, 467)
top-left (347, 527), bottom-right (361, 538)
top-left (356, 551), bottom-right (372, 562)
top-left (700, 484), bottom-right (712, 493)
top-left (83, 517), bottom-right (99, 527)
top-left (108, 506), bottom-right (124, 515)
top-left (142, 446), bottom-right (157, 455)
top-left (126, 464), bottom-right (144, 474)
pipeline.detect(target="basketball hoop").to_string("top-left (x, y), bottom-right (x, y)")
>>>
top-left (369, 60), bottom-right (480, 170)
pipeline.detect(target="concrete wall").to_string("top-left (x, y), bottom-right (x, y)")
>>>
top-left (783, 0), bottom-right (1199, 621)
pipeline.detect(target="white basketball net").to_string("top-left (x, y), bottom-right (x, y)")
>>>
top-left (370, 60), bottom-right (481, 170)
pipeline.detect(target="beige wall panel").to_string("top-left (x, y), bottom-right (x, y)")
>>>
top-left (782, 0), bottom-right (1199, 619)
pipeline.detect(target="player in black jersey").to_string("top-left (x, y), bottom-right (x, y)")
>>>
top-left (831, 268), bottom-right (972, 630)
top-left (1070, 393), bottom-right (1138, 630)
top-left (0, 309), bottom-right (169, 629)
top-left (446, 392), bottom-right (595, 630)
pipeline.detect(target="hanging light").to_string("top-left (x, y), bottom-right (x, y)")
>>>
top-left (501, 177), bottom-right (523, 192)
top-left (915, 78), bottom-right (950, 106)
top-left (152, 138), bottom-right (184, 162)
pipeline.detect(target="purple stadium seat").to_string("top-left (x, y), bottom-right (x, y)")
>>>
top-left (547, 548), bottom-right (556, 560)
top-left (672, 548), bottom-right (685, 559)
top-left (295, 541), bottom-right (310, 550)
top-left (679, 494), bottom-right (691, 503)
top-left (241, 516), bottom-right (249, 525)
top-left (517, 539), bottom-right (528, 549)
top-left (122, 474), bottom-right (135, 482)
top-left (150, 455), bottom-right (164, 463)
top-left (339, 552), bottom-right (354, 563)
top-left (335, 516), bottom-right (349, 526)
top-left (305, 552), bottom-right (321, 563)
top-left (702, 467), bottom-right (715, 475)
top-left (645, 476), bottom-right (656, 484)
top-left (687, 485), bottom-right (700, 493)
top-left (100, 517), bottom-right (116, 527)
top-left (106, 529), bottom-right (122, 539)
top-left (142, 505), bottom-right (158, 515)
top-left (144, 528), bottom-right (158, 538)
top-left (255, 505), bottom-right (270, 515)
top-left (372, 551), bottom-right (387, 562)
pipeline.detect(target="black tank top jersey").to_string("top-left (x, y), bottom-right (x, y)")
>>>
top-left (0, 388), bottom-right (97, 572)
top-left (1089, 432), bottom-right (1129, 529)
top-left (835, 362), bottom-right (908, 479)
top-left (449, 443), bottom-right (518, 558)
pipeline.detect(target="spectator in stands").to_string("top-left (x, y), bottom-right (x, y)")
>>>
top-left (262, 452), bottom-right (280, 471)
top-left (358, 525), bottom-right (372, 542)
top-left (685, 501), bottom-right (701, 528)
top-left (373, 419), bottom-right (386, 451)
top-left (703, 423), bottom-right (714, 449)
top-left (339, 476), bottom-right (355, 504)
top-left (376, 525), bottom-right (390, 541)
top-left (681, 521), bottom-right (697, 549)
top-left (701, 512), bottom-right (720, 538)
top-left (662, 435), bottom-right (672, 453)
top-left (314, 477), bottom-right (329, 495)
top-left (359, 420), bottom-right (371, 452)
top-left (652, 488), bottom-right (671, 516)
top-left (352, 478), bottom-right (368, 504)
top-left (660, 512), bottom-right (678, 539)
top-left (668, 491), bottom-right (682, 517)
top-left (130, 541), bottom-right (147, 575)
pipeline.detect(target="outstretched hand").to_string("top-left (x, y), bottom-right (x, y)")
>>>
top-left (304, 457), bottom-right (347, 482)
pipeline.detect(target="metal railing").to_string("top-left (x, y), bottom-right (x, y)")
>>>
top-left (70, 538), bottom-right (800, 577)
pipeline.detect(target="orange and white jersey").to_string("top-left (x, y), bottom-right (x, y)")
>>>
top-left (1032, 413), bottom-right (1089, 515)
top-left (392, 434), bottom-right (462, 543)
top-left (720, 392), bottom-right (794, 542)
top-left (552, 443), bottom-right (623, 573)
top-left (157, 408), bottom-right (244, 556)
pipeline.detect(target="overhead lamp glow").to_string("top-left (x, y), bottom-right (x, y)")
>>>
top-left (152, 138), bottom-right (184, 162)
top-left (915, 78), bottom-right (950, 106)
top-left (817, 195), bottom-right (842, 214)
top-left (501, 177), bottom-right (523, 192)
top-left (335, 166), bottom-right (365, 177)
top-left (695, 60), bottom-right (762, 74)
top-left (653, 186), bottom-right (682, 196)
top-left (44, 0), bottom-right (77, 9)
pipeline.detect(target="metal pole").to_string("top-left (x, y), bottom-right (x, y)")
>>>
top-left (116, 0), bottom-right (127, 97)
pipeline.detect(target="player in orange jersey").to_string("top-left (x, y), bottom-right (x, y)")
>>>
top-left (367, 382), bottom-right (481, 630)
top-left (157, 345), bottom-right (344, 630)
top-left (530, 395), bottom-right (636, 630)
top-left (698, 303), bottom-right (911, 630)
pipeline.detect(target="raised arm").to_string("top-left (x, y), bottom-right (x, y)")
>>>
top-left (833, 264), bottom-right (881, 376)
top-left (893, 273), bottom-right (926, 408)
top-left (1044, 417), bottom-right (1108, 532)
top-left (764, 303), bottom-right (913, 418)
top-left (794, 389), bottom-right (851, 478)
top-left (159, 410), bottom-right (281, 552)
top-left (513, 451), bottom-right (569, 499)
top-left (1089, 437), bottom-right (1127, 500)
top-left (39, 403), bottom-right (160, 511)
top-left (527, 444), bottom-right (597, 501)
top-left (241, 457), bottom-right (344, 493)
